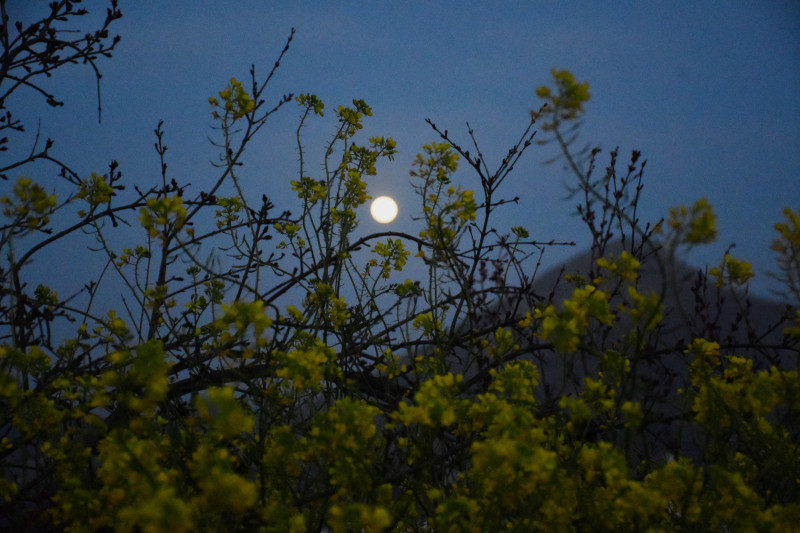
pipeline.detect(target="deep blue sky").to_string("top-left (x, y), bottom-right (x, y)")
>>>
top-left (9, 1), bottom-right (800, 299)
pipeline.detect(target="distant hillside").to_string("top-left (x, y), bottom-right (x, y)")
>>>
top-left (526, 240), bottom-right (793, 348)
top-left (454, 240), bottom-right (797, 462)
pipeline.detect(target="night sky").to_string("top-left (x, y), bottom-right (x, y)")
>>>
top-left (8, 1), bottom-right (800, 299)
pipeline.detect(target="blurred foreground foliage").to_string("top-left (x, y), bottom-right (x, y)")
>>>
top-left (1, 3), bottom-right (799, 531)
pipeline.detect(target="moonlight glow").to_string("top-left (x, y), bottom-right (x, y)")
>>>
top-left (370, 196), bottom-right (398, 223)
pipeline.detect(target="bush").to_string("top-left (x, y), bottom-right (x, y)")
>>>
top-left (2, 4), bottom-right (799, 531)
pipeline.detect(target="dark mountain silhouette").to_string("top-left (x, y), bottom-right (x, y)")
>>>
top-left (454, 240), bottom-right (797, 464)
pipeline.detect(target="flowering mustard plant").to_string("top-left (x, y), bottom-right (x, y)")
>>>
top-left (1, 14), bottom-right (798, 530)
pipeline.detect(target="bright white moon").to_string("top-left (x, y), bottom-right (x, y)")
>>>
top-left (370, 196), bottom-right (398, 223)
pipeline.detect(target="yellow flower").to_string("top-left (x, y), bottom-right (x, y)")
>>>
top-left (534, 284), bottom-right (612, 353)
top-left (487, 327), bottom-right (519, 358)
top-left (667, 197), bottom-right (718, 244)
top-left (276, 345), bottom-right (333, 391)
top-left (393, 373), bottom-right (465, 428)
top-left (214, 77), bottom-right (255, 119)
top-left (535, 69), bottom-right (591, 118)
top-left (709, 253), bottom-right (754, 287)
top-left (195, 386), bottom-right (254, 438)
top-left (627, 286), bottom-right (663, 331)
top-left (597, 250), bottom-right (641, 281)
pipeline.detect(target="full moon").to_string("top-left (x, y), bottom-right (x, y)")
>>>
top-left (370, 196), bottom-right (398, 223)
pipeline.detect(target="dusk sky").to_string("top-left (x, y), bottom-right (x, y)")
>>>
top-left (9, 1), bottom-right (800, 299)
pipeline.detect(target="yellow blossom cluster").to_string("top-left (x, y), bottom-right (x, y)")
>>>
top-left (208, 77), bottom-right (255, 120)
top-left (522, 284), bottom-right (613, 353)
top-left (307, 282), bottom-right (350, 330)
top-left (709, 252), bottom-right (755, 287)
top-left (667, 197), bottom-right (718, 245)
top-left (0, 176), bottom-right (57, 229)
top-left (368, 238), bottom-right (410, 279)
top-left (276, 343), bottom-right (336, 391)
top-left (138, 195), bottom-right (188, 240)
top-left (75, 172), bottom-right (115, 216)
